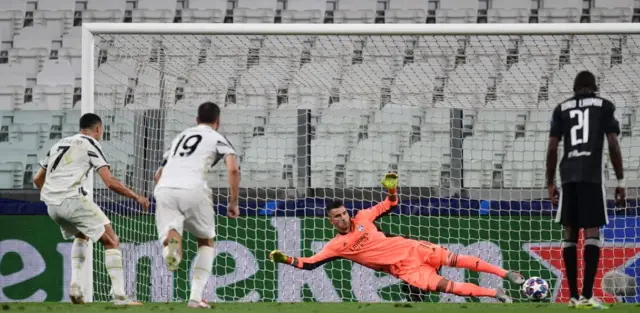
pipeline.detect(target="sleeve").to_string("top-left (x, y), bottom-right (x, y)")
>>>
top-left (217, 135), bottom-right (237, 162)
top-left (87, 141), bottom-right (110, 170)
top-left (603, 101), bottom-right (621, 135)
top-left (355, 197), bottom-right (399, 222)
top-left (292, 244), bottom-right (341, 271)
top-left (39, 150), bottom-right (50, 169)
top-left (160, 149), bottom-right (170, 167)
top-left (549, 106), bottom-right (563, 139)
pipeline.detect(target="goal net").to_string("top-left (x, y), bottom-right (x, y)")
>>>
top-left (85, 24), bottom-right (639, 304)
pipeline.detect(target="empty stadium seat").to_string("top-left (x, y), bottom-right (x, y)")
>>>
top-left (34, 0), bottom-right (74, 39)
top-left (463, 134), bottom-right (505, 188)
top-left (520, 36), bottom-right (569, 60)
top-left (503, 137), bottom-right (547, 188)
top-left (57, 26), bottom-right (82, 78)
top-left (363, 36), bottom-right (410, 62)
top-left (240, 135), bottom-right (295, 188)
top-left (497, 60), bottom-right (546, 102)
top-left (265, 109), bottom-right (299, 136)
top-left (591, 0), bottom-right (634, 23)
top-left (181, 0), bottom-right (225, 23)
top-left (234, 0), bottom-right (277, 23)
top-left (570, 35), bottom-right (615, 67)
top-left (368, 107), bottom-right (419, 149)
top-left (340, 61), bottom-right (393, 101)
top-left (310, 136), bottom-right (348, 188)
top-left (538, 0), bottom-right (581, 23)
top-left (261, 36), bottom-right (305, 59)
top-left (316, 108), bottom-right (367, 147)
top-left (423, 108), bottom-right (451, 135)
top-left (385, 0), bottom-right (428, 24)
top-left (133, 0), bottom-right (176, 23)
top-left (602, 62), bottom-right (640, 94)
top-left (346, 135), bottom-right (397, 187)
top-left (437, 0), bottom-right (478, 23)
top-left (487, 0), bottom-right (530, 23)
top-left (391, 61), bottom-right (444, 106)
top-left (0, 0), bottom-right (27, 41)
top-left (399, 136), bottom-right (450, 187)
top-left (282, 0), bottom-right (325, 23)
top-left (334, 0), bottom-right (377, 24)
top-left (414, 36), bottom-right (460, 63)
top-left (84, 0), bottom-right (127, 23)
top-left (446, 56), bottom-right (502, 97)
top-left (0, 64), bottom-right (27, 111)
top-left (9, 26), bottom-right (52, 77)
top-left (549, 63), bottom-right (600, 99)
top-left (31, 60), bottom-right (75, 111)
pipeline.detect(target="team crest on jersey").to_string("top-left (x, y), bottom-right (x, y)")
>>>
top-left (357, 224), bottom-right (364, 232)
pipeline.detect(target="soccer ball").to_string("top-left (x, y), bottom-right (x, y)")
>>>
top-left (522, 277), bottom-right (550, 300)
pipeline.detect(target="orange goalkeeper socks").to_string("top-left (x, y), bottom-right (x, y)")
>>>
top-left (451, 254), bottom-right (508, 278)
top-left (449, 281), bottom-right (497, 298)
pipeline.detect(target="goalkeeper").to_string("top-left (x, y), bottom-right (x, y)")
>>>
top-left (271, 173), bottom-right (524, 303)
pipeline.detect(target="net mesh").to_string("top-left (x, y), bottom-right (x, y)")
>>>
top-left (90, 33), bottom-right (639, 303)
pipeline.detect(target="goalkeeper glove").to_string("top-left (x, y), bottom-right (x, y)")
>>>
top-left (269, 250), bottom-right (289, 264)
top-left (380, 172), bottom-right (398, 193)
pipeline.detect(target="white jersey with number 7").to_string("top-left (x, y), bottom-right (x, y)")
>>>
top-left (156, 124), bottom-right (236, 190)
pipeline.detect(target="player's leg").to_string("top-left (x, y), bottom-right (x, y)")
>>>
top-left (69, 233), bottom-right (89, 304)
top-left (183, 190), bottom-right (216, 308)
top-left (556, 183), bottom-right (581, 306)
top-left (575, 183), bottom-right (608, 309)
top-left (155, 188), bottom-right (185, 271)
top-left (420, 242), bottom-right (524, 284)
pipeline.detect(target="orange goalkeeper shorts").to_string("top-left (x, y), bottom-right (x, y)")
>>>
top-left (393, 241), bottom-right (451, 291)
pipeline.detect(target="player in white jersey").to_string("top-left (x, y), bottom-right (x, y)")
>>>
top-left (33, 113), bottom-right (150, 305)
top-left (153, 102), bottom-right (240, 308)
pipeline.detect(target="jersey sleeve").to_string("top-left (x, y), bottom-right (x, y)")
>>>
top-left (603, 101), bottom-right (621, 135)
top-left (87, 141), bottom-right (110, 170)
top-left (355, 197), bottom-right (399, 222)
top-left (217, 136), bottom-right (237, 160)
top-left (39, 150), bottom-right (51, 169)
top-left (292, 243), bottom-right (340, 270)
top-left (549, 106), bottom-right (563, 139)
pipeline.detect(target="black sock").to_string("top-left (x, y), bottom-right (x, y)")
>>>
top-left (563, 243), bottom-right (579, 299)
top-left (583, 238), bottom-right (601, 299)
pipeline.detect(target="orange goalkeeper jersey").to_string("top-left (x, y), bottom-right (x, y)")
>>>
top-left (292, 197), bottom-right (423, 275)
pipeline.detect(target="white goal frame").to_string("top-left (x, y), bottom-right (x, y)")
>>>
top-left (80, 22), bottom-right (640, 303)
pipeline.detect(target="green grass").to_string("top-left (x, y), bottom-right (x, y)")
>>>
top-left (2, 303), bottom-right (639, 313)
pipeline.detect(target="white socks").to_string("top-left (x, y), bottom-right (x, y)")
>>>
top-left (70, 238), bottom-right (88, 294)
top-left (105, 249), bottom-right (126, 299)
top-left (189, 246), bottom-right (214, 303)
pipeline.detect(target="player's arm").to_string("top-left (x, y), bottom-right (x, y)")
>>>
top-left (153, 150), bottom-right (170, 184)
top-left (33, 150), bottom-right (50, 190)
top-left (225, 154), bottom-right (240, 206)
top-left (546, 107), bottom-right (562, 204)
top-left (604, 102), bottom-right (625, 206)
top-left (358, 172), bottom-right (399, 221)
top-left (270, 246), bottom-right (340, 271)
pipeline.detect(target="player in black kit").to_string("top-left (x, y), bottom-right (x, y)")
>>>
top-left (546, 70), bottom-right (625, 309)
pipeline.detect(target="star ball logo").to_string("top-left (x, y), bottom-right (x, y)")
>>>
top-left (523, 217), bottom-right (640, 303)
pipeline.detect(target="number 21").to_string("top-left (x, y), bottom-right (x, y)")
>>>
top-left (569, 108), bottom-right (589, 146)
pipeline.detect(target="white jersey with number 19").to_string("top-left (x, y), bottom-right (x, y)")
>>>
top-left (155, 124), bottom-right (236, 190)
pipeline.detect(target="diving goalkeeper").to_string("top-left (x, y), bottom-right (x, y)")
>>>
top-left (270, 173), bottom-right (524, 303)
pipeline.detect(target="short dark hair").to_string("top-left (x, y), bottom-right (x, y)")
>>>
top-left (197, 102), bottom-right (221, 124)
top-left (79, 113), bottom-right (102, 130)
top-left (573, 70), bottom-right (598, 94)
top-left (326, 200), bottom-right (344, 216)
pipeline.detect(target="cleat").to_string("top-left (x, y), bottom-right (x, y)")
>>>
top-left (576, 296), bottom-right (608, 310)
top-left (188, 300), bottom-right (210, 308)
top-left (569, 297), bottom-right (580, 308)
top-left (113, 298), bottom-right (143, 306)
top-left (495, 288), bottom-right (513, 303)
top-left (506, 271), bottom-right (525, 285)
top-left (70, 295), bottom-right (84, 305)
top-left (165, 237), bottom-right (181, 272)
top-left (69, 283), bottom-right (84, 304)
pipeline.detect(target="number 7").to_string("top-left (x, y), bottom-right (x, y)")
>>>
top-left (50, 146), bottom-right (70, 172)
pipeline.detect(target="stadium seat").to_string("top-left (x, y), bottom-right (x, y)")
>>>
top-left (467, 36), bottom-right (512, 60)
top-left (549, 63), bottom-right (600, 99)
top-left (497, 60), bottom-right (546, 102)
top-left (385, 0), bottom-right (428, 24)
top-left (0, 159), bottom-right (24, 189)
top-left (368, 107), bottom-right (418, 149)
top-left (240, 135), bottom-right (296, 188)
top-left (414, 36), bottom-right (460, 64)
top-left (132, 0), bottom-right (177, 23)
top-left (570, 35), bottom-right (615, 67)
top-left (316, 108), bottom-right (367, 147)
top-left (391, 61), bottom-right (445, 106)
top-left (234, 0), bottom-right (277, 23)
top-left (346, 135), bottom-right (397, 187)
top-left (446, 56), bottom-right (502, 97)
top-left (333, 0), bottom-right (377, 24)
top-left (58, 26), bottom-right (82, 78)
top-left (423, 108), bottom-right (451, 135)
top-left (340, 61), bottom-right (393, 102)
top-left (591, 0), bottom-right (634, 23)
top-left (462, 134), bottom-right (505, 188)
top-left (538, 0), bottom-right (581, 23)
top-left (312, 36), bottom-right (356, 60)
top-left (437, 0), bottom-right (478, 24)
top-left (487, 0), bottom-right (530, 23)
top-left (602, 62), bottom-right (640, 94)
top-left (33, 0), bottom-right (74, 39)
top-left (31, 60), bottom-right (75, 111)
top-left (285, 60), bottom-right (339, 110)
top-left (9, 26), bottom-right (52, 77)
top-left (0, 64), bottom-right (26, 111)
top-left (0, 0), bottom-right (27, 41)
top-left (474, 110), bottom-right (520, 143)
top-left (363, 36), bottom-right (410, 62)
top-left (265, 109), bottom-right (299, 136)
top-left (84, 0), bottom-right (127, 23)
top-left (281, 0), bottom-right (325, 23)
top-left (181, 0), bottom-right (225, 23)
top-left (310, 136), bottom-right (348, 188)
top-left (520, 36), bottom-right (569, 61)
top-left (260, 36), bottom-right (305, 59)
top-left (503, 137), bottom-right (546, 188)
top-left (399, 136), bottom-right (450, 187)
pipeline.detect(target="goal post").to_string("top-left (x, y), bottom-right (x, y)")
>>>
top-left (81, 22), bottom-right (640, 303)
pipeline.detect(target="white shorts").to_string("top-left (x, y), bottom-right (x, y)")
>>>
top-left (154, 187), bottom-right (216, 243)
top-left (47, 197), bottom-right (111, 242)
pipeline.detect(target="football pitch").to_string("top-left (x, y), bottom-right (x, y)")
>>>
top-left (3, 303), bottom-right (639, 313)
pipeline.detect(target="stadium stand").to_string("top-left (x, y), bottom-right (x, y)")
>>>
top-left (0, 0), bottom-right (638, 191)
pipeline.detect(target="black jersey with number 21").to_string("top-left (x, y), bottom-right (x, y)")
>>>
top-left (549, 94), bottom-right (620, 185)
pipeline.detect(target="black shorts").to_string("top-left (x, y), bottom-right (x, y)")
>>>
top-left (555, 182), bottom-right (608, 228)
